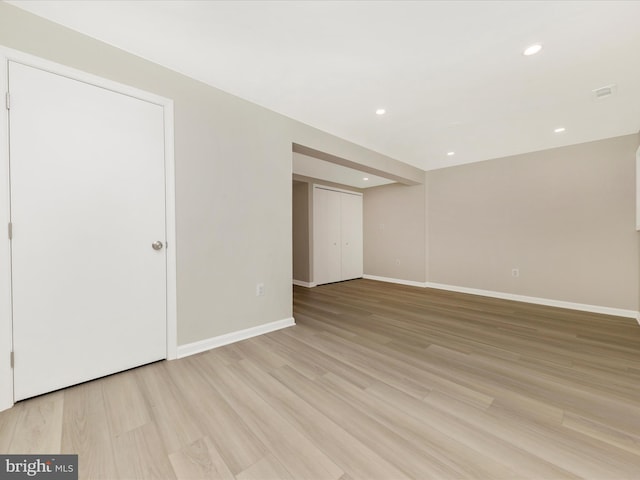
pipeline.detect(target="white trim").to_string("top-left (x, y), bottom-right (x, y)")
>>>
top-left (177, 318), bottom-right (296, 359)
top-left (293, 279), bottom-right (316, 288)
top-left (0, 50), bottom-right (11, 413)
top-left (425, 282), bottom-right (638, 319)
top-left (636, 145), bottom-right (640, 231)
top-left (163, 102), bottom-right (177, 360)
top-left (363, 274), bottom-right (427, 288)
top-left (0, 46), bottom-right (177, 411)
top-left (313, 184), bottom-right (362, 197)
top-left (3, 48), bottom-right (172, 108)
top-left (361, 276), bottom-right (639, 321)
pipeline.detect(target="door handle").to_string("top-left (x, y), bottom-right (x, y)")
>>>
top-left (152, 241), bottom-right (164, 251)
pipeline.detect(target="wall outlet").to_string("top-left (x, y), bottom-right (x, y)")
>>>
top-left (511, 268), bottom-right (520, 278)
top-left (256, 283), bottom-right (265, 296)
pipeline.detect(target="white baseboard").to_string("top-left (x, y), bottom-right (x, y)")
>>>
top-left (0, 397), bottom-right (11, 413)
top-left (362, 275), bottom-right (638, 320)
top-left (177, 317), bottom-right (295, 359)
top-left (363, 274), bottom-right (427, 288)
top-left (425, 282), bottom-right (638, 319)
top-left (293, 279), bottom-right (316, 288)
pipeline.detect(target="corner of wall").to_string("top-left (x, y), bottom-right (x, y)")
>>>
top-left (424, 170), bottom-right (430, 284)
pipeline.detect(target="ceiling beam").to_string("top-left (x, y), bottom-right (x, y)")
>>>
top-left (292, 143), bottom-right (423, 186)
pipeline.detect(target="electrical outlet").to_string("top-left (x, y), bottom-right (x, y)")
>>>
top-left (511, 268), bottom-right (519, 278)
top-left (256, 283), bottom-right (265, 296)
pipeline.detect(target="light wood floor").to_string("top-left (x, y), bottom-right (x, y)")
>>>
top-left (2, 279), bottom-right (640, 479)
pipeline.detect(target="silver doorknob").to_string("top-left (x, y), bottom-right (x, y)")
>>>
top-left (152, 241), bottom-right (164, 251)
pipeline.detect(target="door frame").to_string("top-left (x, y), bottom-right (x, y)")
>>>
top-left (0, 46), bottom-right (177, 412)
top-left (636, 145), bottom-right (640, 231)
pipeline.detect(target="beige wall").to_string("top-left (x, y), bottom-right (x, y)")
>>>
top-left (292, 181), bottom-right (310, 283)
top-left (363, 183), bottom-right (427, 283)
top-left (0, 2), bottom-right (420, 349)
top-left (428, 134), bottom-right (639, 310)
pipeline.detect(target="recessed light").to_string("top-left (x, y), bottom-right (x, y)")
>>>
top-left (363, 177), bottom-right (369, 181)
top-left (375, 108), bottom-right (386, 115)
top-left (554, 127), bottom-right (566, 133)
top-left (447, 151), bottom-right (455, 156)
top-left (523, 43), bottom-right (542, 56)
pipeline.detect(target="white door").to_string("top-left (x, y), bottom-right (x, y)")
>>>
top-left (340, 192), bottom-right (363, 280)
top-left (313, 187), bottom-right (342, 285)
top-left (9, 61), bottom-right (167, 401)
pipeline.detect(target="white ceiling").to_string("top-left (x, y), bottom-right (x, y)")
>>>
top-left (9, 0), bottom-right (640, 171)
top-left (293, 153), bottom-right (394, 189)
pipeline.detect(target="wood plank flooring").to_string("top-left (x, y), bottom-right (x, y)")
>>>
top-left (2, 278), bottom-right (640, 479)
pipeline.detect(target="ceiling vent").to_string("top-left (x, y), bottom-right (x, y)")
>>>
top-left (592, 84), bottom-right (617, 100)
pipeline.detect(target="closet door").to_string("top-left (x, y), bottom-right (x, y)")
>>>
top-left (340, 192), bottom-right (363, 280)
top-left (313, 187), bottom-right (342, 285)
top-left (9, 61), bottom-right (168, 401)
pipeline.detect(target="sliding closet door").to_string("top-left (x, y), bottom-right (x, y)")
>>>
top-left (313, 187), bottom-right (342, 285)
top-left (313, 186), bottom-right (363, 285)
top-left (340, 192), bottom-right (363, 280)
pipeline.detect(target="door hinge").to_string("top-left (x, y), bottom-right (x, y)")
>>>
top-left (8, 222), bottom-right (12, 240)
top-left (5, 92), bottom-right (9, 110)
top-left (10, 351), bottom-right (13, 369)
